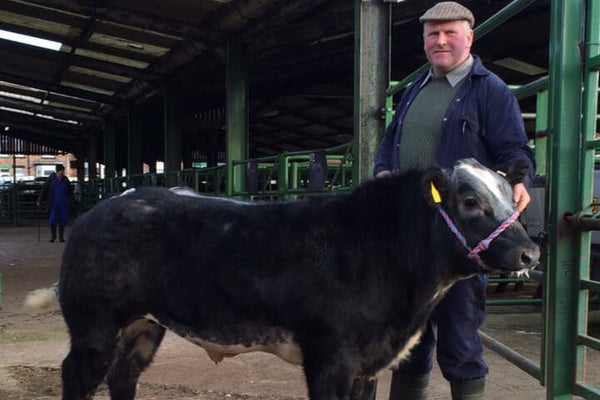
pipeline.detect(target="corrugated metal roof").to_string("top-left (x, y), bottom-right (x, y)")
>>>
top-left (0, 0), bottom-right (551, 161)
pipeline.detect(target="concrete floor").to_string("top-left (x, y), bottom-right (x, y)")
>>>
top-left (1, 224), bottom-right (599, 399)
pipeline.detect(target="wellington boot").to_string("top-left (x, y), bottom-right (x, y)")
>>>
top-left (389, 372), bottom-right (429, 400)
top-left (49, 225), bottom-right (56, 242)
top-left (450, 377), bottom-right (486, 400)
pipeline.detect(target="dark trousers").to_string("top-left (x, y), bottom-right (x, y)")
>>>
top-left (49, 201), bottom-right (70, 226)
top-left (395, 272), bottom-right (489, 382)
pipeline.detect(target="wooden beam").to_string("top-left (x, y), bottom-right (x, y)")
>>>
top-left (0, 21), bottom-right (159, 64)
top-left (0, 0), bottom-right (88, 28)
top-left (20, 0), bottom-right (227, 46)
top-left (0, 94), bottom-right (104, 125)
top-left (0, 82), bottom-right (98, 110)
top-left (0, 40), bottom-right (160, 81)
top-left (0, 71), bottom-right (120, 108)
top-left (242, 0), bottom-right (332, 39)
top-left (61, 70), bottom-right (125, 93)
top-left (0, 108), bottom-right (85, 133)
top-left (2, 128), bottom-right (78, 153)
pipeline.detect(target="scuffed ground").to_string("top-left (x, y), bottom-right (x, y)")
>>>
top-left (2, 225), bottom-right (598, 399)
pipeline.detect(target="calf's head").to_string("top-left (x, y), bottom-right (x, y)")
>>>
top-left (425, 158), bottom-right (540, 275)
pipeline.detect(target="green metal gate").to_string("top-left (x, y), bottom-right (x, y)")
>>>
top-left (546, 0), bottom-right (600, 398)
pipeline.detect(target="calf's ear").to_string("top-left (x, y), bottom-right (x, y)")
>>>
top-left (503, 158), bottom-right (529, 186)
top-left (422, 168), bottom-right (448, 207)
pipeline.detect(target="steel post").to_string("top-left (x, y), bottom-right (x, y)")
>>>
top-left (573, 0), bottom-right (600, 396)
top-left (353, 0), bottom-right (390, 184)
top-left (535, 90), bottom-right (548, 176)
top-left (127, 107), bottom-right (143, 179)
top-left (164, 82), bottom-right (182, 188)
top-left (544, 1), bottom-right (584, 398)
top-left (226, 41), bottom-right (248, 196)
top-left (104, 121), bottom-right (116, 179)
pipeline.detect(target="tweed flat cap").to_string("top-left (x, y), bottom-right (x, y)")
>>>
top-left (419, 2), bottom-right (475, 28)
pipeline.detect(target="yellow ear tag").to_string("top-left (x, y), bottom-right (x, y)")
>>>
top-left (430, 182), bottom-right (442, 204)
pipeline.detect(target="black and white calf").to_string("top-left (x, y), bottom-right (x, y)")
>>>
top-left (29, 158), bottom-right (539, 400)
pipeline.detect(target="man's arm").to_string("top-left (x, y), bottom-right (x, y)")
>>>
top-left (483, 77), bottom-right (536, 209)
top-left (374, 115), bottom-right (400, 177)
top-left (37, 175), bottom-right (51, 207)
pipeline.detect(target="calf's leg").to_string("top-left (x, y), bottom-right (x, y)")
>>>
top-left (107, 318), bottom-right (166, 400)
top-left (61, 325), bottom-right (118, 400)
top-left (303, 350), bottom-right (357, 400)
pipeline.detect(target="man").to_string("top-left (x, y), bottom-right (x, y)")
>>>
top-left (37, 164), bottom-right (73, 242)
top-left (374, 2), bottom-right (535, 399)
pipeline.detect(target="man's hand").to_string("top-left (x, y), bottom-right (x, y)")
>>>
top-left (375, 170), bottom-right (393, 179)
top-left (512, 183), bottom-right (530, 213)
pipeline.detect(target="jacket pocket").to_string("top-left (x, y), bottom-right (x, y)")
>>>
top-left (460, 114), bottom-right (483, 139)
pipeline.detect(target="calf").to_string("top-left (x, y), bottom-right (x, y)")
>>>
top-left (37, 158), bottom-right (539, 400)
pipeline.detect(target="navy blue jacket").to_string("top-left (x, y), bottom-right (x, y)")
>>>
top-left (374, 56), bottom-right (535, 187)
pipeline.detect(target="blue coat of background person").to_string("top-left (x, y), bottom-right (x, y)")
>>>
top-left (37, 164), bottom-right (73, 242)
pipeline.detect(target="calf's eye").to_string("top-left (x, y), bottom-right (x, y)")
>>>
top-left (463, 198), bottom-right (479, 208)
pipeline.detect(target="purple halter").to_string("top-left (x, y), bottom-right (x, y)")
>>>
top-left (437, 206), bottom-right (520, 269)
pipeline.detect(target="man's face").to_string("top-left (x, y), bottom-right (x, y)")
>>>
top-left (423, 20), bottom-right (473, 76)
top-left (57, 170), bottom-right (65, 178)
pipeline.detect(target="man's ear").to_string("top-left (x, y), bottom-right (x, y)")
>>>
top-left (502, 159), bottom-right (529, 186)
top-left (422, 168), bottom-right (449, 207)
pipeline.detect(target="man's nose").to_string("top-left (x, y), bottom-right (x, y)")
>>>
top-left (436, 33), bottom-right (447, 45)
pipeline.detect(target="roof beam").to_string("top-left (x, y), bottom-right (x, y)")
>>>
top-left (242, 0), bottom-right (332, 40)
top-left (0, 109), bottom-right (81, 139)
top-left (0, 72), bottom-right (119, 106)
top-left (2, 128), bottom-right (78, 153)
top-left (0, 39), bottom-right (160, 81)
top-left (0, 82), bottom-right (98, 110)
top-left (0, 0), bottom-right (88, 28)
top-left (0, 94), bottom-right (104, 126)
top-left (0, 21), bottom-right (158, 64)
top-left (19, 0), bottom-right (227, 46)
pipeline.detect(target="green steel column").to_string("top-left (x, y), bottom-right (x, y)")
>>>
top-left (576, 0), bottom-right (600, 394)
top-left (544, 0), bottom-right (584, 398)
top-left (87, 132), bottom-right (97, 180)
top-left (535, 91), bottom-right (548, 176)
top-left (164, 82), bottom-right (182, 188)
top-left (104, 121), bottom-right (116, 179)
top-left (226, 41), bottom-right (248, 196)
top-left (353, 0), bottom-right (390, 184)
top-left (127, 107), bottom-right (143, 179)
top-left (279, 153), bottom-right (289, 200)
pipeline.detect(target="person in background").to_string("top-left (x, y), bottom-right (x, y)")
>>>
top-left (374, 2), bottom-right (535, 399)
top-left (37, 164), bottom-right (73, 243)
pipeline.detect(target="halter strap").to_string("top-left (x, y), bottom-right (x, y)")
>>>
top-left (437, 206), bottom-right (520, 269)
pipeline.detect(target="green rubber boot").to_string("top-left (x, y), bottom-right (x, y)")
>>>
top-left (389, 372), bottom-right (429, 400)
top-left (450, 377), bottom-right (486, 400)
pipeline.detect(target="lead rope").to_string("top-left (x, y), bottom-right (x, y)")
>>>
top-left (430, 182), bottom-right (520, 269)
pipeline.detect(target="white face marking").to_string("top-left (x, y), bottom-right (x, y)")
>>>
top-left (457, 164), bottom-right (513, 213)
top-left (184, 334), bottom-right (303, 366)
top-left (170, 186), bottom-right (203, 198)
top-left (119, 188), bottom-right (136, 196)
top-left (384, 330), bottom-right (423, 371)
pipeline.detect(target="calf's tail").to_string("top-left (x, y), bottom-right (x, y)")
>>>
top-left (24, 282), bottom-right (59, 310)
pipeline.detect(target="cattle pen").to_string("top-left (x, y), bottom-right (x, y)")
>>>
top-left (0, 0), bottom-right (599, 399)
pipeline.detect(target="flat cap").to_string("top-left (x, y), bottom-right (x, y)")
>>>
top-left (419, 2), bottom-right (475, 28)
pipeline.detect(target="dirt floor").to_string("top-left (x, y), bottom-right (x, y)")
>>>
top-left (1, 225), bottom-right (599, 399)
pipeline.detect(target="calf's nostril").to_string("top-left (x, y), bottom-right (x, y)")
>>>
top-left (520, 247), bottom-right (541, 267)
